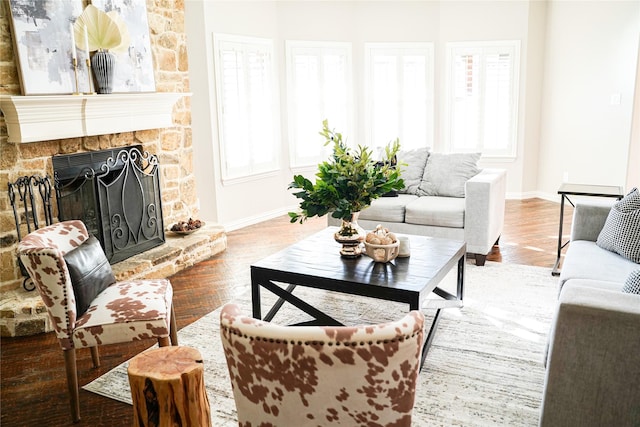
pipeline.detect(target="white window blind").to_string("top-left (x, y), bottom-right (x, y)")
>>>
top-left (365, 43), bottom-right (434, 152)
top-left (286, 41), bottom-right (352, 168)
top-left (446, 41), bottom-right (520, 157)
top-left (213, 34), bottom-right (279, 181)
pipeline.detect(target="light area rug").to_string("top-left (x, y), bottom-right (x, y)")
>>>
top-left (84, 261), bottom-right (558, 426)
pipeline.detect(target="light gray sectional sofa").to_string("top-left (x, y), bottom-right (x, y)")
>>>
top-left (328, 150), bottom-right (507, 265)
top-left (540, 200), bottom-right (640, 427)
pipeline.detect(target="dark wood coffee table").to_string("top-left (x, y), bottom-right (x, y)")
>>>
top-left (250, 227), bottom-right (466, 364)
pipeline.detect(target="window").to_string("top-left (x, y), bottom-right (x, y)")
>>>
top-left (213, 34), bottom-right (279, 181)
top-left (286, 41), bottom-right (352, 168)
top-left (365, 43), bottom-right (434, 152)
top-left (446, 41), bottom-right (520, 157)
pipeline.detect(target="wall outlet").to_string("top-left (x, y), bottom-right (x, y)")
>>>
top-left (563, 171), bottom-right (569, 182)
top-left (610, 93), bottom-right (621, 105)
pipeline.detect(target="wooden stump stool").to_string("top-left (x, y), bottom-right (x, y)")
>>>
top-left (128, 346), bottom-right (211, 427)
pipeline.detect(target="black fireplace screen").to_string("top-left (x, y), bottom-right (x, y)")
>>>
top-left (53, 146), bottom-right (165, 264)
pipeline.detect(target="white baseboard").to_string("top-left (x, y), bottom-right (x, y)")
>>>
top-left (223, 205), bottom-right (298, 232)
top-left (506, 191), bottom-right (558, 202)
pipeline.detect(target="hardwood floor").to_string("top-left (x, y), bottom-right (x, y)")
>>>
top-left (0, 198), bottom-right (570, 426)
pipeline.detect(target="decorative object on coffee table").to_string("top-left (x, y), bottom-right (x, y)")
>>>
top-left (363, 225), bottom-right (400, 262)
top-left (332, 211), bottom-right (366, 257)
top-left (288, 120), bottom-right (404, 256)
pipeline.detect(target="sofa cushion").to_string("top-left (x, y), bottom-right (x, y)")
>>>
top-left (559, 240), bottom-right (639, 293)
top-left (64, 235), bottom-right (116, 316)
top-left (596, 187), bottom-right (640, 263)
top-left (417, 152), bottom-right (481, 198)
top-left (405, 196), bottom-right (465, 228)
top-left (397, 147), bottom-right (429, 195)
top-left (359, 194), bottom-right (418, 223)
top-left (622, 269), bottom-right (640, 294)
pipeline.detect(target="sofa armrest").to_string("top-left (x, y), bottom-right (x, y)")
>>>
top-left (463, 168), bottom-right (506, 255)
top-left (540, 284), bottom-right (640, 427)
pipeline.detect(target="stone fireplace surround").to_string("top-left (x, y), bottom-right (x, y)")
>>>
top-left (0, 0), bottom-right (227, 337)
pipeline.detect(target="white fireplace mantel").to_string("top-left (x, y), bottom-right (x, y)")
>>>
top-left (0, 92), bottom-right (190, 143)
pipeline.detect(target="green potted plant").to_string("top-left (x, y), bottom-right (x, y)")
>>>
top-left (288, 120), bottom-right (404, 256)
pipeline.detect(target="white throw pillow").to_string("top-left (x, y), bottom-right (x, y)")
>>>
top-left (396, 147), bottom-right (429, 195)
top-left (417, 152), bottom-right (481, 198)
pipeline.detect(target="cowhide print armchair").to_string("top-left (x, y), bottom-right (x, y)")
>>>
top-left (220, 303), bottom-right (425, 426)
top-left (17, 220), bottom-right (178, 423)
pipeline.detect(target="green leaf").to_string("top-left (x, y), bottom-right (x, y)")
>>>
top-left (287, 119), bottom-right (404, 223)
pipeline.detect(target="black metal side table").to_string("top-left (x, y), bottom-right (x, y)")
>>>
top-left (551, 183), bottom-right (624, 276)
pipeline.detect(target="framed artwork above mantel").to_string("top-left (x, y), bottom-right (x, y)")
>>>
top-left (90, 0), bottom-right (156, 93)
top-left (7, 0), bottom-right (156, 95)
top-left (7, 0), bottom-right (89, 95)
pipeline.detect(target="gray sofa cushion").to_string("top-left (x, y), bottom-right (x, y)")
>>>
top-left (397, 148), bottom-right (429, 195)
top-left (359, 194), bottom-right (418, 222)
top-left (405, 196), bottom-right (465, 228)
top-left (559, 240), bottom-right (640, 293)
top-left (596, 187), bottom-right (640, 263)
top-left (417, 152), bottom-right (481, 198)
top-left (561, 278), bottom-right (623, 293)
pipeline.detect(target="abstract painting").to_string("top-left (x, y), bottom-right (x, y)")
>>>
top-left (8, 0), bottom-right (90, 95)
top-left (91, 0), bottom-right (156, 93)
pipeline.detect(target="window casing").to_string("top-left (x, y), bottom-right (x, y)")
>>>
top-left (286, 41), bottom-right (353, 168)
top-left (365, 43), bottom-right (434, 152)
top-left (446, 41), bottom-right (520, 158)
top-left (213, 34), bottom-right (280, 181)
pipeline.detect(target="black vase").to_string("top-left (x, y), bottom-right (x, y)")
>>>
top-left (91, 50), bottom-right (116, 94)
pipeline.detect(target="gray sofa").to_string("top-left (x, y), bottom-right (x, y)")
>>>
top-left (328, 150), bottom-right (506, 265)
top-left (540, 202), bottom-right (640, 426)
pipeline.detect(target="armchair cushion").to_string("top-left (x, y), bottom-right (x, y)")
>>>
top-left (417, 152), bottom-right (480, 197)
top-left (73, 278), bottom-right (173, 348)
top-left (596, 187), bottom-right (640, 263)
top-left (64, 235), bottom-right (116, 316)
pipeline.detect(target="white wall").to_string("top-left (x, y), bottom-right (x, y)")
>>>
top-left (537, 0), bottom-right (639, 198)
top-left (437, 0), bottom-right (541, 198)
top-left (187, 1), bottom-right (295, 228)
top-left (185, 0), bottom-right (639, 231)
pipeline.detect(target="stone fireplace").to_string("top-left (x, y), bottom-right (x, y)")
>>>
top-left (0, 0), bottom-right (227, 337)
